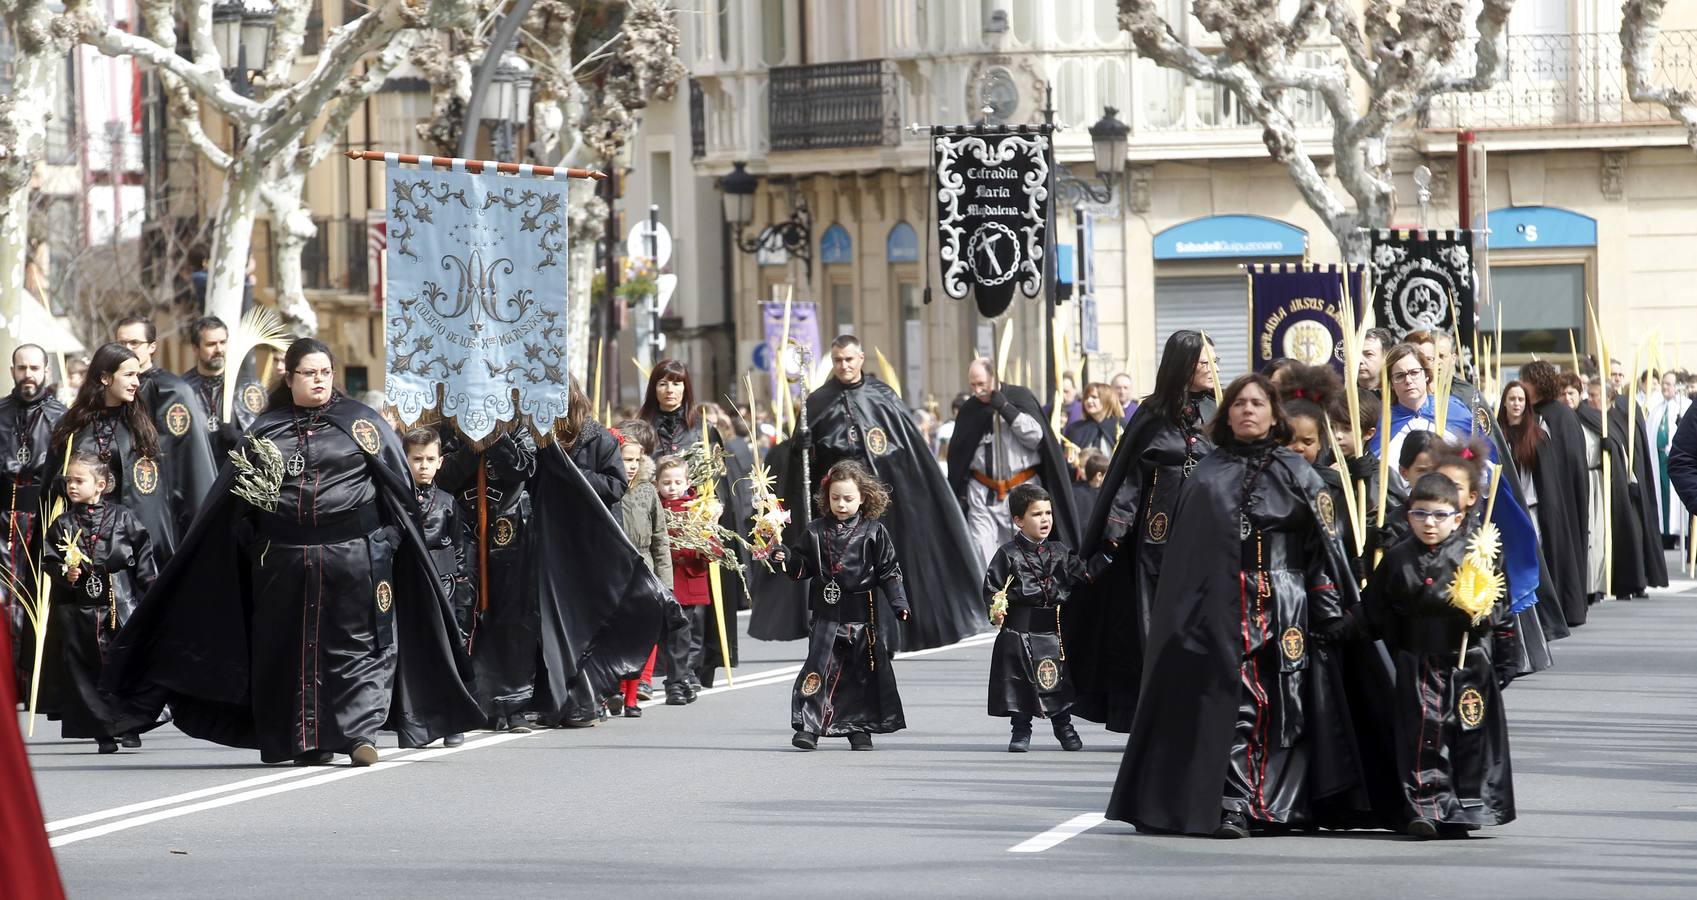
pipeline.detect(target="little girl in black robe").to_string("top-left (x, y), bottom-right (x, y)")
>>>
top-left (772, 461), bottom-right (909, 751)
top-left (984, 483), bottom-right (1102, 753)
top-left (1360, 469), bottom-right (1518, 838)
top-left (43, 452), bottom-right (157, 753)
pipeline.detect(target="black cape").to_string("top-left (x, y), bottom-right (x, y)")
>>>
top-left (52, 411), bottom-right (193, 566)
top-left (1613, 398), bottom-right (1669, 590)
top-left (787, 375), bottom-right (985, 651)
top-left (747, 434), bottom-right (811, 642)
top-left (946, 384), bottom-right (1081, 548)
top-left (182, 360), bottom-right (266, 459)
top-left (137, 368), bottom-right (217, 544)
top-left (1577, 404), bottom-right (1654, 598)
top-left (984, 535), bottom-right (1091, 719)
top-left (1, 388), bottom-right (66, 697)
top-left (100, 398), bottom-right (484, 756)
top-left (1532, 400), bottom-right (1592, 627)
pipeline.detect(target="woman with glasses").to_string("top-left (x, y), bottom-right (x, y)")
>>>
top-left (1368, 343), bottom-right (1482, 493)
top-left (103, 338), bottom-right (483, 766)
top-left (1107, 374), bottom-right (1390, 838)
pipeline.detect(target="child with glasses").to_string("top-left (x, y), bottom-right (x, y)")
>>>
top-left (1359, 470), bottom-right (1519, 840)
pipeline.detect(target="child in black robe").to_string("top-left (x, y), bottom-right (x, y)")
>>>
top-left (984, 483), bottom-right (1101, 753)
top-left (404, 427), bottom-right (472, 748)
top-left (772, 461), bottom-right (909, 751)
top-left (42, 453), bottom-right (156, 753)
top-left (1360, 471), bottom-right (1519, 838)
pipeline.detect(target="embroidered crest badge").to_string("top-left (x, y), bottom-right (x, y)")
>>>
top-left (133, 458), bottom-right (159, 495)
top-left (242, 383), bottom-right (267, 414)
top-left (1147, 511), bottom-right (1169, 542)
top-left (493, 516), bottom-right (515, 547)
top-left (1458, 686), bottom-right (1485, 729)
top-left (1035, 658), bottom-right (1061, 691)
top-left (375, 580), bottom-right (394, 613)
top-left (1281, 627), bottom-right (1305, 661)
top-left (864, 427), bottom-right (889, 457)
top-left (352, 419), bottom-right (382, 455)
top-left (1317, 492), bottom-right (1337, 530)
top-left (165, 403), bottom-right (192, 437)
top-left (800, 672), bottom-right (822, 697)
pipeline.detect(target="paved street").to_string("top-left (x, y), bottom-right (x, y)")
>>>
top-left (25, 577), bottom-right (1697, 899)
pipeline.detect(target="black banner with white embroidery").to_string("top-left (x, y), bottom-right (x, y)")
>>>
top-left (1369, 229), bottom-right (1478, 367)
top-left (933, 128), bottom-right (1051, 318)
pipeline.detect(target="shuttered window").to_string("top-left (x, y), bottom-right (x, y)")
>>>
top-left (1154, 275), bottom-right (1251, 381)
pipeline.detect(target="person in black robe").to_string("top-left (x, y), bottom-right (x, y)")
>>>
top-left (1359, 473), bottom-right (1518, 837)
top-left (101, 339), bottom-right (483, 766)
top-left (1577, 380), bottom-right (1651, 600)
top-left (779, 335), bottom-right (984, 652)
top-left (947, 359), bottom-right (1080, 559)
top-left (639, 359), bottom-right (737, 683)
top-left (772, 461), bottom-right (909, 751)
top-left (1106, 373), bottom-right (1393, 838)
top-left (2, 344), bottom-right (67, 698)
top-left (180, 315), bottom-right (266, 460)
top-left (984, 483), bottom-right (1103, 753)
top-left (556, 413), bottom-right (631, 720)
top-left (747, 424), bottom-right (811, 643)
top-left (1062, 382), bottom-right (1122, 458)
top-left (113, 315), bottom-right (216, 547)
top-left (40, 453), bottom-right (157, 752)
top-left (1667, 406), bottom-right (1697, 521)
top-left (1065, 330), bottom-right (1217, 733)
top-left (1616, 392), bottom-right (1669, 590)
top-left (1518, 361), bottom-right (1591, 628)
top-left (402, 426), bottom-right (474, 748)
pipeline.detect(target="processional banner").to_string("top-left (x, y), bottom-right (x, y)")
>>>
top-left (1369, 229), bottom-right (1478, 369)
top-left (933, 128), bottom-right (1051, 319)
top-left (383, 158), bottom-right (570, 444)
top-left (1247, 264), bottom-right (1368, 375)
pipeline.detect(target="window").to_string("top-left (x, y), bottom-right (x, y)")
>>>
top-left (717, 0), bottom-right (734, 63)
top-left (761, 0), bottom-right (786, 66)
top-left (1483, 263), bottom-right (1586, 356)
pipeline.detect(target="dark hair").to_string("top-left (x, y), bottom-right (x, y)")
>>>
top-left (1399, 429), bottom-right (1442, 471)
top-left (551, 378), bottom-right (592, 450)
top-left (1557, 371), bottom-right (1584, 396)
top-left (114, 314), bottom-right (157, 343)
top-left (616, 418), bottom-right (657, 455)
top-left (1496, 381), bottom-right (1543, 472)
top-left (267, 338), bottom-right (337, 409)
top-left (1009, 483), bottom-right (1051, 518)
top-left (1260, 357), bottom-right (1298, 381)
top-left (1208, 374), bottom-right (1290, 446)
top-left (1144, 330), bottom-right (1211, 425)
top-left (1363, 327), bottom-right (1396, 352)
top-left (1084, 452), bottom-right (1110, 480)
top-left (51, 342), bottom-right (159, 460)
top-left (817, 460), bottom-right (890, 520)
top-left (1327, 390), bottom-right (1381, 438)
top-left (1280, 363), bottom-right (1342, 408)
top-left (638, 358), bottom-right (697, 429)
top-left (1284, 398), bottom-right (1325, 432)
top-left (830, 334), bottom-right (862, 352)
top-left (1383, 342), bottom-right (1431, 399)
top-left (1519, 360), bottom-right (1560, 405)
top-left (11, 343), bottom-right (47, 367)
top-left (401, 427), bottom-right (441, 452)
top-left (1430, 438), bottom-right (1491, 500)
top-left (190, 316), bottom-right (229, 346)
top-left (1410, 471), bottom-right (1461, 509)
top-left (66, 451), bottom-right (113, 493)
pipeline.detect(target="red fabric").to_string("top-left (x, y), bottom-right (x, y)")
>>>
top-left (663, 494), bottom-right (714, 606)
top-left (0, 631), bottom-right (66, 899)
top-left (621, 647), bottom-right (660, 706)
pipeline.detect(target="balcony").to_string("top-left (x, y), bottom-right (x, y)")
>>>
top-left (768, 59), bottom-right (900, 152)
top-left (689, 79), bottom-right (706, 159)
top-left (1425, 31), bottom-right (1697, 136)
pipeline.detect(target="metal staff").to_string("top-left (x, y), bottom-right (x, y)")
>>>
top-left (343, 149), bottom-right (605, 181)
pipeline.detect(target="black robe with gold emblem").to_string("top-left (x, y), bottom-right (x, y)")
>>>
top-left (137, 367), bottom-right (217, 543)
top-left (984, 534), bottom-right (1098, 719)
top-left (52, 408), bottom-right (189, 566)
top-left (182, 360), bottom-right (266, 460)
top-left (1, 386), bottom-right (67, 697)
top-left (100, 395), bottom-right (483, 762)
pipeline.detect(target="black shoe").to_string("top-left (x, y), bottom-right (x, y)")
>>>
top-left (97, 739), bottom-right (119, 755)
top-left (119, 733), bottom-right (142, 749)
top-left (665, 684), bottom-right (689, 706)
top-left (623, 705), bottom-right (642, 718)
top-left (636, 682), bottom-right (654, 701)
top-left (561, 716), bottom-right (598, 728)
top-left (1008, 734), bottom-right (1031, 753)
top-left (443, 732), bottom-right (466, 748)
top-left (791, 730), bottom-right (818, 750)
top-left (1406, 817), bottom-right (1439, 840)
top-left (1054, 722), bottom-right (1083, 752)
top-left (848, 732), bottom-right (874, 751)
top-left (1213, 811), bottom-right (1250, 839)
top-left (348, 740), bottom-right (380, 767)
top-left (293, 749), bottom-right (334, 766)
top-left (684, 683), bottom-right (700, 704)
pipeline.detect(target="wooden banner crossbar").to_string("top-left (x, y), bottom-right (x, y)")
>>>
top-left (344, 149), bottom-right (606, 181)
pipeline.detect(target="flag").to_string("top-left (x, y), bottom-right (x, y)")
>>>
top-left (933, 128), bottom-right (1051, 318)
top-left (1369, 228), bottom-right (1478, 369)
top-left (1247, 264), bottom-right (1367, 374)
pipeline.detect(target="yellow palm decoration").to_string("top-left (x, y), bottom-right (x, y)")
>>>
top-left (1447, 522), bottom-right (1504, 626)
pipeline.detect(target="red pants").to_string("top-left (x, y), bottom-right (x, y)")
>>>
top-left (620, 647), bottom-right (659, 707)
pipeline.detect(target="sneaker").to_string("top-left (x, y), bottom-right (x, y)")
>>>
top-left (665, 684), bottom-right (690, 706)
top-left (1008, 735), bottom-right (1031, 753)
top-left (636, 682), bottom-right (655, 702)
top-left (348, 740), bottom-right (380, 767)
top-left (1212, 811), bottom-right (1250, 839)
top-left (1053, 722), bottom-right (1084, 752)
top-left (442, 733), bottom-right (466, 748)
top-left (97, 739), bottom-right (119, 755)
top-left (848, 732), bottom-right (874, 751)
top-left (623, 705), bottom-right (642, 718)
top-left (119, 733), bottom-right (142, 749)
top-left (791, 730), bottom-right (818, 751)
top-left (1406, 817), bottom-right (1439, 840)
top-left (293, 749), bottom-right (333, 766)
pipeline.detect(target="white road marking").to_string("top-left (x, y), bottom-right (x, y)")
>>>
top-left (1008, 813), bottom-right (1108, 853)
top-left (44, 629), bottom-right (999, 846)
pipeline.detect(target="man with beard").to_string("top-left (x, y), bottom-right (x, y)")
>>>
top-left (1358, 327), bottom-right (1394, 396)
top-left (180, 316), bottom-right (265, 458)
top-left (947, 358), bottom-right (1079, 562)
top-left (113, 315), bottom-right (217, 542)
top-left (1, 345), bottom-right (67, 696)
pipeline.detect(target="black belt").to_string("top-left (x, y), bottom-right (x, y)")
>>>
top-left (255, 506), bottom-right (382, 545)
top-left (1002, 604), bottom-right (1061, 633)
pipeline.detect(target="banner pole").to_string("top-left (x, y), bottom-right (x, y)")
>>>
top-left (344, 149), bottom-right (605, 181)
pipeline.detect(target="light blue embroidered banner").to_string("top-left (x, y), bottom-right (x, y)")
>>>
top-left (383, 160), bottom-right (570, 443)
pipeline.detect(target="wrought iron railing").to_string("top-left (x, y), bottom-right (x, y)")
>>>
top-left (689, 78), bottom-right (705, 159)
top-left (1426, 31), bottom-right (1697, 129)
top-left (768, 59), bottom-right (900, 151)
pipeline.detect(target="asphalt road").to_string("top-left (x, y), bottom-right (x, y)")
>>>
top-left (25, 577), bottom-right (1697, 899)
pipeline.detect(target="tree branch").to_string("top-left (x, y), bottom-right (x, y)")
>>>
top-left (303, 29), bottom-right (422, 168)
top-left (1622, 0), bottom-right (1697, 153)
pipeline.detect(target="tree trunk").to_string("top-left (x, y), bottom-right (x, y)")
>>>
top-left (0, 19), bottom-right (68, 364)
top-left (204, 159), bottom-right (266, 329)
top-left (263, 167), bottom-right (321, 333)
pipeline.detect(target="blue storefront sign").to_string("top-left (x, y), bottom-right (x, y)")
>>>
top-left (1153, 215), bottom-right (1307, 261)
top-left (1485, 206), bottom-right (1596, 249)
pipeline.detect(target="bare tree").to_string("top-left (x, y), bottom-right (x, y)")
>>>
top-left (1622, 0), bottom-right (1697, 154)
top-left (1119, 0), bottom-right (1517, 260)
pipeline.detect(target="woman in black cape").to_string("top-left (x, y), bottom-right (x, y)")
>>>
top-left (1065, 331), bottom-right (1217, 732)
top-left (1106, 374), bottom-right (1395, 838)
top-left (1517, 361), bottom-right (1590, 630)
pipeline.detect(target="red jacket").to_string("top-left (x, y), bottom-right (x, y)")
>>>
top-left (663, 493), bottom-right (715, 606)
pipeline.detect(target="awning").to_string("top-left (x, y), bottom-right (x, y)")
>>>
top-left (2, 291), bottom-right (85, 354)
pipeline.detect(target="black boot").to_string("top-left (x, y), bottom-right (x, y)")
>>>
top-left (665, 683), bottom-right (690, 705)
top-left (1009, 715), bottom-right (1033, 753)
top-left (1213, 811), bottom-right (1250, 839)
top-left (791, 730), bottom-right (818, 751)
top-left (848, 732), bottom-right (874, 751)
top-left (1052, 717), bottom-right (1083, 752)
top-left (97, 738), bottom-right (119, 755)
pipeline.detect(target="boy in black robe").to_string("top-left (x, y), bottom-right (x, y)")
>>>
top-left (404, 427), bottom-right (473, 748)
top-left (983, 484), bottom-right (1101, 753)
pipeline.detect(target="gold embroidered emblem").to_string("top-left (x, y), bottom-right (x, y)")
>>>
top-left (1474, 404), bottom-right (1491, 435)
top-left (864, 426), bottom-right (889, 456)
top-left (1458, 686), bottom-right (1485, 729)
top-left (1281, 626), bottom-right (1305, 661)
top-left (165, 403), bottom-right (191, 437)
top-left (375, 580), bottom-right (393, 613)
top-left (1317, 492), bottom-right (1336, 529)
top-left (1147, 511), bottom-right (1169, 542)
top-left (800, 672), bottom-right (822, 696)
top-left (242, 383), bottom-right (267, 414)
top-left (351, 419), bottom-right (382, 454)
top-left (132, 458), bottom-right (159, 495)
top-left (493, 516), bottom-right (515, 547)
top-left (1035, 657), bottom-right (1060, 691)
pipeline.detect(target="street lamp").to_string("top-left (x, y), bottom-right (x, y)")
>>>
top-left (1055, 106), bottom-right (1128, 207)
top-left (718, 161), bottom-right (813, 280)
top-left (482, 52), bottom-right (533, 160)
top-left (213, 0), bottom-right (273, 96)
